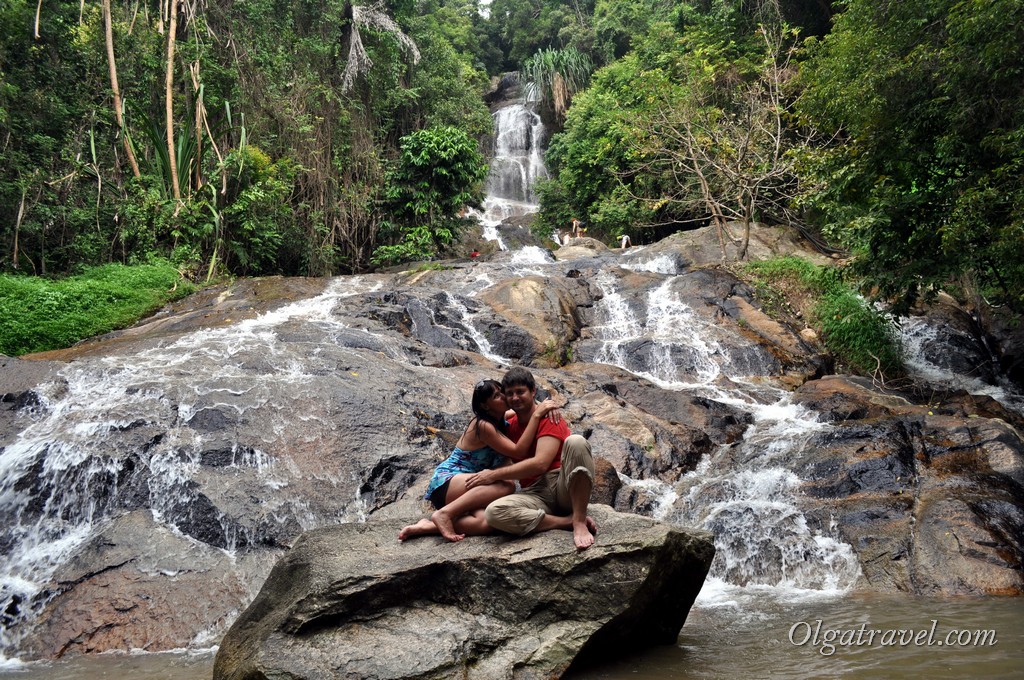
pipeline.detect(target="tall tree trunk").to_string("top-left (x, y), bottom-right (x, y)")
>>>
top-left (12, 188), bottom-right (26, 269)
top-left (191, 62), bottom-right (203, 192)
top-left (103, 0), bottom-right (141, 179)
top-left (165, 0), bottom-right (181, 199)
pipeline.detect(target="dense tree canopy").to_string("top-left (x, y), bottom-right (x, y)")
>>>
top-left (0, 0), bottom-right (1019, 323)
top-left (0, 0), bottom-right (493, 277)
top-left (797, 0), bottom-right (1024, 312)
top-left (539, 0), bottom-right (1020, 316)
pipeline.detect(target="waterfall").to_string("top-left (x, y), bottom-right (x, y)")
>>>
top-left (899, 315), bottom-right (1024, 415)
top-left (475, 100), bottom-right (549, 242)
top-left (441, 292), bottom-right (508, 366)
top-left (587, 270), bottom-right (863, 598)
top-left (0, 278), bottom-right (384, 656)
top-left (589, 273), bottom-right (783, 389)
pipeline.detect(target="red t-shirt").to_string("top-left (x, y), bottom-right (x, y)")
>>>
top-left (506, 413), bottom-right (570, 487)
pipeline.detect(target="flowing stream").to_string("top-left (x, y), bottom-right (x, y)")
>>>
top-left (3, 109), bottom-right (1023, 678)
top-left (584, 261), bottom-right (862, 598)
top-left (1, 244), bottom-right (1022, 678)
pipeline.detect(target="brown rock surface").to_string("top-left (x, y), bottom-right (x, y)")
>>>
top-left (25, 511), bottom-right (278, 659)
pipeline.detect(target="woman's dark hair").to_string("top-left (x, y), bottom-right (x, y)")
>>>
top-left (470, 379), bottom-right (507, 438)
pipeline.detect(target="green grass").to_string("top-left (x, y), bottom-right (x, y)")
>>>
top-left (744, 256), bottom-right (904, 378)
top-left (0, 261), bottom-right (196, 356)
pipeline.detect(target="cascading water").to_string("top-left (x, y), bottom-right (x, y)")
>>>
top-left (899, 314), bottom-right (1024, 415)
top-left (484, 104), bottom-right (548, 217)
top-left (0, 278), bottom-right (390, 658)
top-left (586, 264), bottom-right (863, 600)
top-left (441, 292), bottom-right (507, 365)
top-left (473, 96), bottom-right (549, 249)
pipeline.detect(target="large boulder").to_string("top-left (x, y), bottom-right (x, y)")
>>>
top-left (213, 506), bottom-right (714, 680)
top-left (626, 222), bottom-right (833, 269)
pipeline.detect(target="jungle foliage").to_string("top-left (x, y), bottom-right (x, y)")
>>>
top-left (2, 0), bottom-right (1021, 325)
top-left (796, 0), bottom-right (1024, 313)
top-left (0, 0), bottom-right (493, 279)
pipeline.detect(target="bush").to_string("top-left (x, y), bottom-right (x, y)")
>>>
top-left (0, 262), bottom-right (195, 356)
top-left (744, 257), bottom-right (904, 378)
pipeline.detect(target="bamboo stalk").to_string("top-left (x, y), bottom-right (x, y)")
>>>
top-left (166, 0), bottom-right (181, 200)
top-left (103, 0), bottom-right (141, 178)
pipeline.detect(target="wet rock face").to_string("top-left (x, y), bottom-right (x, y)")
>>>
top-left (213, 507), bottom-right (715, 680)
top-left (793, 377), bottom-right (1024, 595)
top-left (903, 296), bottom-right (1001, 384)
top-left (23, 510), bottom-right (278, 659)
top-left (2, 223), bottom-right (1023, 664)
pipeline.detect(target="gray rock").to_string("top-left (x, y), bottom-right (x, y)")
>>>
top-left (213, 506), bottom-right (714, 680)
top-left (633, 222), bottom-right (833, 268)
top-left (789, 377), bottom-right (1024, 595)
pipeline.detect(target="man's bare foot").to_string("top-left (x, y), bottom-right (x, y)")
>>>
top-left (573, 516), bottom-right (597, 549)
top-left (398, 518), bottom-right (438, 541)
top-left (431, 509), bottom-right (466, 542)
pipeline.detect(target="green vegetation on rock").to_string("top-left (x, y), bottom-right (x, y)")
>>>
top-left (744, 257), bottom-right (904, 378)
top-left (0, 262), bottom-right (194, 356)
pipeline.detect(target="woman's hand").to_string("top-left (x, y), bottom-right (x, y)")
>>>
top-left (534, 397), bottom-right (561, 424)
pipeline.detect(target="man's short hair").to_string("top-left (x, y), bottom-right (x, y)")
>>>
top-left (502, 367), bottom-right (536, 392)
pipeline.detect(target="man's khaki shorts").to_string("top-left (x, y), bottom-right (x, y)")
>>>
top-left (484, 434), bottom-right (595, 535)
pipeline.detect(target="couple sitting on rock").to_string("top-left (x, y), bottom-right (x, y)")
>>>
top-left (399, 367), bottom-right (597, 549)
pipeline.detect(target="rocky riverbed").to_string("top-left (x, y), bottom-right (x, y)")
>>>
top-left (1, 223), bottom-right (1020, 666)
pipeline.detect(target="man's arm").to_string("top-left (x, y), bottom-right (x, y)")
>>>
top-left (465, 436), bottom-right (561, 488)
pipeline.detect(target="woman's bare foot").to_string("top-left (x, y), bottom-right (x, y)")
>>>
top-left (431, 509), bottom-right (466, 542)
top-left (398, 518), bottom-right (437, 541)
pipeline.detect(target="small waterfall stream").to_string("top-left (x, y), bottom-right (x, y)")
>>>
top-left (899, 315), bottom-right (1024, 414)
top-left (585, 263), bottom-right (863, 601)
top-left (483, 104), bottom-right (548, 218)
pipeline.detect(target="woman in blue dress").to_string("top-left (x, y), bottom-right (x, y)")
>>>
top-left (399, 378), bottom-right (557, 542)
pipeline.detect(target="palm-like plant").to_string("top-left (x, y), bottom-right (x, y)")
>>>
top-left (521, 47), bottom-right (593, 124)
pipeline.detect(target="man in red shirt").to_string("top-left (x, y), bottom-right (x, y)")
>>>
top-left (466, 367), bottom-right (597, 549)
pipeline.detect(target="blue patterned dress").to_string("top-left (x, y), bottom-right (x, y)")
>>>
top-left (425, 446), bottom-right (506, 501)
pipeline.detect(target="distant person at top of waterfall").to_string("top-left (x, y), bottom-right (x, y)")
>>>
top-left (571, 217), bottom-right (584, 238)
top-left (469, 368), bottom-right (598, 550)
top-left (619, 234), bottom-right (632, 249)
top-left (398, 379), bottom-right (559, 542)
